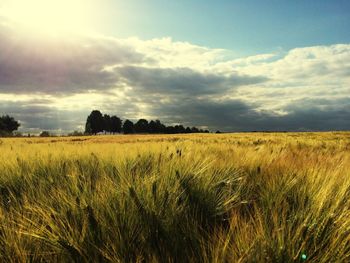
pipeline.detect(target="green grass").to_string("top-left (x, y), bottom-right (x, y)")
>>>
top-left (0, 133), bottom-right (350, 262)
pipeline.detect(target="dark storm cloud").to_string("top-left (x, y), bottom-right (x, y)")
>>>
top-left (274, 109), bottom-right (350, 131)
top-left (273, 97), bottom-right (350, 131)
top-left (147, 98), bottom-right (269, 131)
top-left (146, 97), bottom-right (350, 131)
top-left (116, 66), bottom-right (267, 96)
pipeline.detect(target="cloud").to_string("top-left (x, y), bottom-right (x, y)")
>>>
top-left (146, 97), bottom-right (350, 132)
top-left (116, 66), bottom-right (267, 96)
top-left (0, 20), bottom-right (146, 94)
top-left (125, 37), bottom-right (230, 70)
top-left (0, 18), bottom-right (349, 132)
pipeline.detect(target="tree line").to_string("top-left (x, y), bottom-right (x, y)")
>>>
top-left (0, 112), bottom-right (214, 137)
top-left (85, 110), bottom-right (210, 135)
top-left (0, 115), bottom-right (20, 136)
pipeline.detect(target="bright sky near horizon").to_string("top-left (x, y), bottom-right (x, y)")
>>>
top-left (0, 0), bottom-right (349, 133)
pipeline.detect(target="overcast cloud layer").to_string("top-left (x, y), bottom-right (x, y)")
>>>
top-left (0, 19), bottom-right (349, 133)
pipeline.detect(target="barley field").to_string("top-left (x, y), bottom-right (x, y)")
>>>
top-left (0, 132), bottom-right (350, 262)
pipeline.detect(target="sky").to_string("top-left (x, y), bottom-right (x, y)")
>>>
top-left (0, 0), bottom-right (349, 133)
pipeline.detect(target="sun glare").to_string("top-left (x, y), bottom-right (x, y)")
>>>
top-left (0, 0), bottom-right (91, 34)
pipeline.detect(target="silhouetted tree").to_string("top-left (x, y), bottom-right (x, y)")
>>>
top-left (165, 126), bottom-right (174, 134)
top-left (155, 120), bottom-right (165, 133)
top-left (40, 131), bottom-right (50, 137)
top-left (0, 115), bottom-right (20, 135)
top-left (85, 110), bottom-right (104, 135)
top-left (103, 114), bottom-right (112, 133)
top-left (68, 130), bottom-right (84, 136)
top-left (85, 122), bottom-right (92, 135)
top-left (110, 116), bottom-right (122, 134)
top-left (134, 119), bottom-right (149, 133)
top-left (148, 120), bottom-right (166, 133)
top-left (84, 111), bottom-right (210, 135)
top-left (148, 120), bottom-right (157, 133)
top-left (0, 118), bottom-right (5, 132)
top-left (175, 125), bottom-right (186, 134)
top-left (191, 127), bottom-right (199, 133)
top-left (123, 119), bottom-right (134, 134)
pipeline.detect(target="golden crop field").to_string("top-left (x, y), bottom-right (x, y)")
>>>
top-left (1, 132), bottom-right (350, 262)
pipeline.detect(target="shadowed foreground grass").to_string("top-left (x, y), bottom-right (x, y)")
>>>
top-left (0, 132), bottom-right (350, 262)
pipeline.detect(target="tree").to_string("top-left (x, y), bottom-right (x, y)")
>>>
top-left (174, 125), bottom-right (185, 134)
top-left (68, 130), bottom-right (84, 136)
top-left (185, 127), bottom-right (192, 133)
top-left (0, 118), bottom-right (4, 132)
top-left (123, 119), bottom-right (134, 134)
top-left (103, 114), bottom-right (112, 133)
top-left (85, 122), bottom-right (92, 135)
top-left (85, 110), bottom-right (104, 135)
top-left (165, 125), bottom-right (174, 134)
top-left (40, 131), bottom-right (50, 137)
top-left (155, 120), bottom-right (165, 133)
top-left (110, 116), bottom-right (122, 134)
top-left (0, 115), bottom-right (20, 135)
top-left (148, 120), bottom-right (157, 134)
top-left (83, 111), bottom-right (209, 135)
top-left (149, 120), bottom-right (166, 134)
top-left (191, 127), bottom-right (199, 133)
top-left (134, 119), bottom-right (149, 133)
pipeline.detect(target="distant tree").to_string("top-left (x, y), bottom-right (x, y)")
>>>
top-left (40, 131), bottom-right (50, 137)
top-left (134, 119), bottom-right (149, 133)
top-left (68, 130), bottom-right (84, 136)
top-left (185, 127), bottom-right (192, 133)
top-left (148, 120), bottom-right (165, 133)
top-left (0, 118), bottom-right (4, 131)
top-left (85, 110), bottom-right (104, 135)
top-left (165, 126), bottom-right (175, 134)
top-left (155, 120), bottom-right (165, 133)
top-left (110, 116), bottom-right (122, 134)
top-left (103, 114), bottom-right (112, 133)
top-left (175, 125), bottom-right (185, 134)
top-left (148, 120), bottom-right (166, 134)
top-left (216, 130), bottom-right (221, 134)
top-left (148, 120), bottom-right (157, 134)
top-left (0, 115), bottom-right (20, 134)
top-left (123, 119), bottom-right (134, 134)
top-left (85, 122), bottom-right (92, 135)
top-left (13, 131), bottom-right (23, 137)
top-left (83, 111), bottom-right (208, 135)
top-left (191, 127), bottom-right (199, 133)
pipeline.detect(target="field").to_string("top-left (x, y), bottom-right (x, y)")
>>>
top-left (1, 132), bottom-right (350, 262)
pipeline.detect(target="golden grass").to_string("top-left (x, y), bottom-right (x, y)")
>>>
top-left (0, 132), bottom-right (350, 262)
